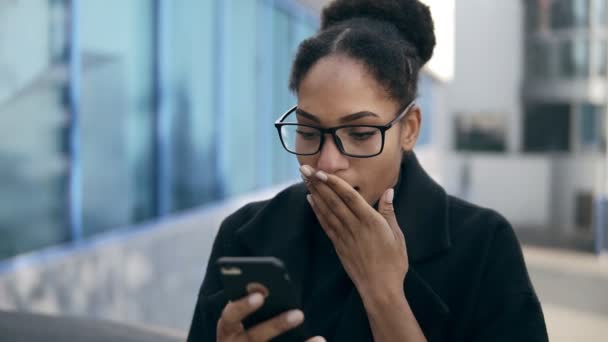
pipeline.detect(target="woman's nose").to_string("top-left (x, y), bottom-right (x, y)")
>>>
top-left (316, 135), bottom-right (348, 174)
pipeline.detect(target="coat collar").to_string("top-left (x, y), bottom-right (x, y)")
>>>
top-left (392, 152), bottom-right (452, 263)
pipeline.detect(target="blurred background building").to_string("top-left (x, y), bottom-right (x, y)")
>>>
top-left (0, 0), bottom-right (606, 341)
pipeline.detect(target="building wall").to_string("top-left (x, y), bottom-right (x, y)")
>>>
top-left (444, 0), bottom-right (523, 153)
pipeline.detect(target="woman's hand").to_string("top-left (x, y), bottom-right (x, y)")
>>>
top-left (300, 165), bottom-right (409, 297)
top-left (217, 292), bottom-right (325, 342)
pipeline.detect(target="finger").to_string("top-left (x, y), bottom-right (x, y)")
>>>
top-left (307, 336), bottom-right (327, 342)
top-left (307, 194), bottom-right (342, 243)
top-left (300, 165), bottom-right (316, 191)
top-left (217, 293), bottom-right (264, 335)
top-left (378, 188), bottom-right (398, 227)
top-left (316, 170), bottom-right (371, 221)
top-left (307, 190), bottom-right (352, 242)
top-left (308, 177), bottom-right (359, 230)
top-left (247, 309), bottom-right (304, 342)
top-left (377, 188), bottom-right (405, 240)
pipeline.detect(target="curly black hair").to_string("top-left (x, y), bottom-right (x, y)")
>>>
top-left (289, 0), bottom-right (436, 108)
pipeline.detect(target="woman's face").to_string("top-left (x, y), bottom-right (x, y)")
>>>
top-left (296, 55), bottom-right (421, 206)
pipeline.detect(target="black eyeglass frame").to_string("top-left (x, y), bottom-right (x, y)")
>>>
top-left (274, 100), bottom-right (416, 158)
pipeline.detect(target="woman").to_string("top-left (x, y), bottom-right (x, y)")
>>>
top-left (187, 0), bottom-right (549, 341)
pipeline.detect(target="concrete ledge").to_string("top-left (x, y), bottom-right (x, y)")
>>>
top-left (0, 182), bottom-right (293, 333)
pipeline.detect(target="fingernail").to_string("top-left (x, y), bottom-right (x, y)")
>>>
top-left (300, 165), bottom-right (313, 177)
top-left (385, 188), bottom-right (394, 204)
top-left (315, 171), bottom-right (328, 182)
top-left (286, 310), bottom-right (304, 325)
top-left (306, 194), bottom-right (314, 207)
top-left (248, 293), bottom-right (264, 307)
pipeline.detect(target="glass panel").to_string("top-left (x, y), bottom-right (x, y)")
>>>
top-left (579, 104), bottom-right (604, 147)
top-left (272, 9), bottom-right (296, 183)
top-left (271, 13), bottom-right (316, 183)
top-left (527, 39), bottom-right (553, 79)
top-left (79, 0), bottom-right (156, 236)
top-left (524, 103), bottom-right (571, 152)
top-left (559, 38), bottom-right (590, 78)
top-left (595, 0), bottom-right (608, 26)
top-left (255, 0), bottom-right (279, 189)
top-left (595, 39), bottom-right (607, 76)
top-left (524, 0), bottom-right (538, 32)
top-left (221, 0), bottom-right (259, 197)
top-left (454, 113), bottom-right (508, 152)
top-left (169, 0), bottom-right (219, 211)
top-left (551, 0), bottom-right (590, 29)
top-left (0, 0), bottom-right (70, 259)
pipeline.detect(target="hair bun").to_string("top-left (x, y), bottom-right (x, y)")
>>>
top-left (321, 0), bottom-right (436, 64)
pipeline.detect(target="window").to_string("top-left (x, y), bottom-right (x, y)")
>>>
top-left (0, 0), bottom-right (320, 261)
top-left (0, 0), bottom-right (70, 259)
top-left (551, 0), bottom-right (590, 29)
top-left (79, 0), bottom-right (157, 236)
top-left (595, 0), bottom-right (608, 26)
top-left (218, 0), bottom-right (260, 197)
top-left (525, 0), bottom-right (539, 33)
top-left (524, 103), bottom-right (571, 152)
top-left (272, 9), bottom-right (298, 184)
top-left (594, 39), bottom-right (607, 76)
top-left (579, 103), bottom-right (605, 148)
top-left (454, 113), bottom-right (508, 152)
top-left (169, 0), bottom-right (219, 211)
top-left (559, 38), bottom-right (590, 78)
top-left (526, 39), bottom-right (553, 79)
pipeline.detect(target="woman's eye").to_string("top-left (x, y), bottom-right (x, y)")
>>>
top-left (349, 131), bottom-right (376, 140)
top-left (296, 130), bottom-right (320, 139)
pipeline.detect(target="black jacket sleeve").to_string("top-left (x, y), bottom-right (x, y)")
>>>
top-left (471, 215), bottom-right (549, 341)
top-left (187, 204), bottom-right (255, 342)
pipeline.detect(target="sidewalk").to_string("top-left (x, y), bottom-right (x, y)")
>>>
top-left (523, 246), bottom-right (608, 342)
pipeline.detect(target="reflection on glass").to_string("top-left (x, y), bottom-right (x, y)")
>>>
top-left (551, 0), bottom-right (590, 29)
top-left (579, 104), bottom-right (604, 147)
top-left (0, 0), bottom-right (70, 259)
top-left (595, 39), bottom-right (607, 76)
top-left (527, 39), bottom-right (553, 79)
top-left (169, 0), bottom-right (220, 211)
top-left (222, 0), bottom-right (260, 197)
top-left (524, 0), bottom-right (538, 32)
top-left (559, 38), bottom-right (590, 78)
top-left (273, 9), bottom-right (297, 184)
top-left (524, 103), bottom-right (571, 152)
top-left (79, 0), bottom-right (156, 236)
top-left (595, 0), bottom-right (608, 26)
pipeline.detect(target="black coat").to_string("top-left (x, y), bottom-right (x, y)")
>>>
top-left (187, 153), bottom-right (549, 341)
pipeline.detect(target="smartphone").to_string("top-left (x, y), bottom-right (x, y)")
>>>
top-left (217, 256), bottom-right (308, 341)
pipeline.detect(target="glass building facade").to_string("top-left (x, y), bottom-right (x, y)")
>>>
top-left (523, 0), bottom-right (607, 152)
top-left (0, 0), bottom-right (316, 261)
top-left (0, 0), bottom-right (436, 262)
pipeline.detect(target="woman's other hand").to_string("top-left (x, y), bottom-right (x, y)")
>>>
top-left (300, 164), bottom-right (409, 298)
top-left (216, 292), bottom-right (325, 342)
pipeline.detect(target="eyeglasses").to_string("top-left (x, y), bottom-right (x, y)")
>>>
top-left (274, 100), bottom-right (415, 158)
